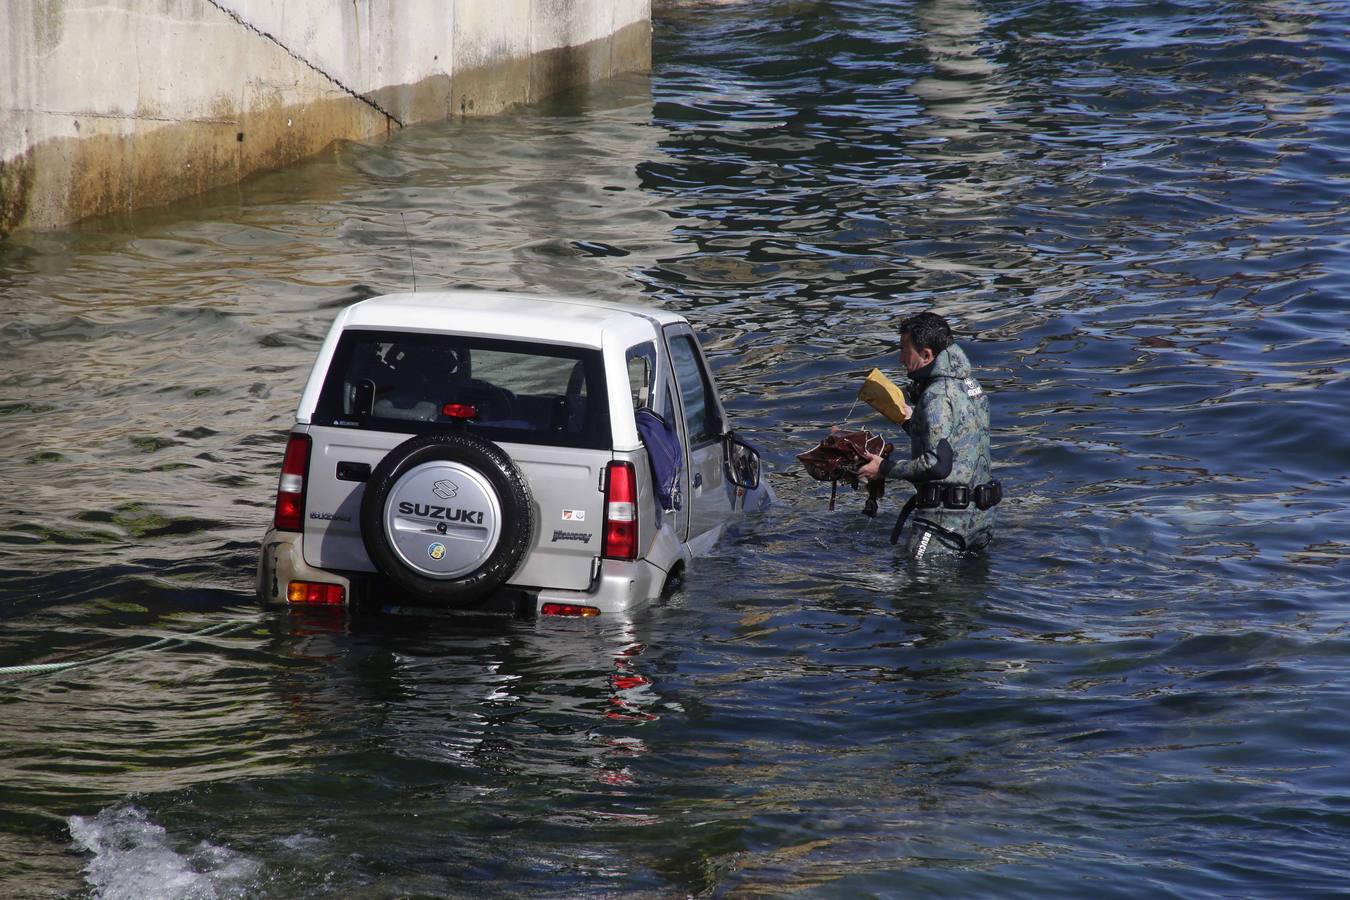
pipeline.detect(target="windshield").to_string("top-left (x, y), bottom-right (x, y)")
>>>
top-left (313, 330), bottom-right (611, 449)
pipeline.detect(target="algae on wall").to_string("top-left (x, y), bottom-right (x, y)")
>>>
top-left (0, 151), bottom-right (35, 236)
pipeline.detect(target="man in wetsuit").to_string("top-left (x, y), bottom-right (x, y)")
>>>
top-left (857, 312), bottom-right (1001, 558)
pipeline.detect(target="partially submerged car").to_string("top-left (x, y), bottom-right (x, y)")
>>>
top-left (257, 290), bottom-right (771, 617)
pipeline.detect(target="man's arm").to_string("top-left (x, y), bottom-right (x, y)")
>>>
top-left (876, 388), bottom-right (956, 484)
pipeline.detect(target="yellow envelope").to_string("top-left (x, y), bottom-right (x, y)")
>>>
top-left (858, 368), bottom-right (911, 424)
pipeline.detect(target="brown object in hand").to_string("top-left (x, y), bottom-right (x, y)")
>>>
top-left (797, 429), bottom-right (894, 514)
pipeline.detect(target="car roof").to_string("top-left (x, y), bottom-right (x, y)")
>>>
top-left (336, 290), bottom-right (688, 348)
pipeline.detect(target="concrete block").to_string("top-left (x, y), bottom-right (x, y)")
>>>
top-left (0, 0), bottom-right (651, 233)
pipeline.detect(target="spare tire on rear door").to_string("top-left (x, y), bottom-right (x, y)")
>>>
top-left (360, 432), bottom-right (534, 606)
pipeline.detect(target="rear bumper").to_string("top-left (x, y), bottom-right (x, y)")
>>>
top-left (257, 529), bottom-right (664, 616)
top-left (535, 557), bottom-right (664, 615)
top-left (257, 528), bottom-right (356, 606)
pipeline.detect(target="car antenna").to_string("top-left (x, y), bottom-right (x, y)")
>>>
top-left (400, 212), bottom-right (418, 292)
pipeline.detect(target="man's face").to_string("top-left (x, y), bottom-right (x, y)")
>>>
top-left (900, 334), bottom-right (935, 374)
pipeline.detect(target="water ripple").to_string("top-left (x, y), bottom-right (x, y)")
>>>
top-left (1, 0), bottom-right (1349, 895)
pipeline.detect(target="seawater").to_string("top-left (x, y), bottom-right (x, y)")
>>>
top-left (1, 1), bottom-right (1348, 896)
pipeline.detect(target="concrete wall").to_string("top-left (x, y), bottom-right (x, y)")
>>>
top-left (0, 0), bottom-right (650, 235)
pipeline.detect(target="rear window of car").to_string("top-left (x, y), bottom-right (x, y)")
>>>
top-left (313, 330), bottom-right (611, 449)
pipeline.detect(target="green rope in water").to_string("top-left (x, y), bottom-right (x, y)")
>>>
top-left (0, 619), bottom-right (254, 678)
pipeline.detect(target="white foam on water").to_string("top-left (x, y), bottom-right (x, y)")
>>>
top-left (68, 803), bottom-right (259, 900)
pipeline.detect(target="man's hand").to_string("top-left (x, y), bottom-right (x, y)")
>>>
top-left (857, 451), bottom-right (883, 481)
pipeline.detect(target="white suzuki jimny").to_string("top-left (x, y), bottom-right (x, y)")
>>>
top-left (257, 290), bottom-right (770, 617)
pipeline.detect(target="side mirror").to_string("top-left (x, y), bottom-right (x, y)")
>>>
top-left (724, 433), bottom-right (761, 490)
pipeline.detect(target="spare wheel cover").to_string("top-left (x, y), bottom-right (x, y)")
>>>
top-left (383, 460), bottom-right (503, 578)
top-left (361, 432), bottom-right (535, 606)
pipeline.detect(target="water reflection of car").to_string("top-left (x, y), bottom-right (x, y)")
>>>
top-left (257, 290), bottom-right (773, 618)
top-left (271, 607), bottom-right (665, 797)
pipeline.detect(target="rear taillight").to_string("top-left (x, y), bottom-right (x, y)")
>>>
top-left (273, 433), bottom-right (311, 531)
top-left (602, 461), bottom-right (638, 560)
top-left (541, 602), bottom-right (600, 618)
top-left (287, 580), bottom-right (345, 605)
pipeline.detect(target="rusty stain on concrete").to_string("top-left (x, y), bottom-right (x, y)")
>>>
top-left (10, 92), bottom-right (395, 232)
top-left (366, 75), bottom-right (454, 128)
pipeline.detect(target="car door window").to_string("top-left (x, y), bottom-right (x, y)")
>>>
top-left (668, 333), bottom-right (719, 446)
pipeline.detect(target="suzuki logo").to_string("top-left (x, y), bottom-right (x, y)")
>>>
top-left (432, 480), bottom-right (459, 500)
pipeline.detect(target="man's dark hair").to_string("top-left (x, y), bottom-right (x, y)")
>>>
top-left (899, 312), bottom-right (953, 355)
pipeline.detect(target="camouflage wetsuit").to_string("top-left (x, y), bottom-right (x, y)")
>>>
top-left (879, 343), bottom-right (997, 558)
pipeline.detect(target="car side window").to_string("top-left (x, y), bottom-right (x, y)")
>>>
top-left (668, 333), bottom-right (719, 446)
top-left (625, 342), bottom-right (657, 409)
